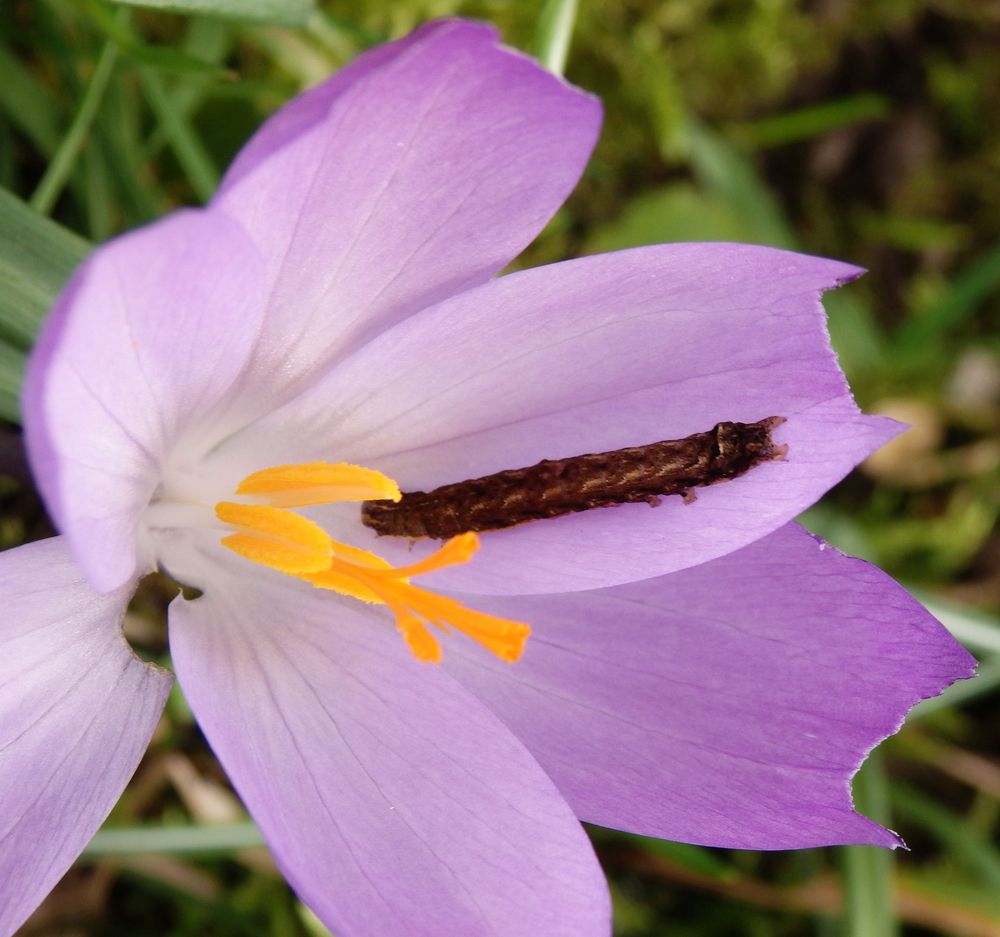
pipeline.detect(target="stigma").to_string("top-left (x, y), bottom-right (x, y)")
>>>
top-left (215, 461), bottom-right (530, 664)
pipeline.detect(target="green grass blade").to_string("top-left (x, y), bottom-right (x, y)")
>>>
top-left (0, 340), bottom-right (25, 423)
top-left (841, 751), bottom-right (898, 937)
top-left (83, 144), bottom-right (115, 241)
top-left (685, 118), bottom-right (795, 249)
top-left (0, 186), bottom-right (90, 350)
top-left (893, 785), bottom-right (1000, 886)
top-left (139, 68), bottom-right (219, 201)
top-left (78, 0), bottom-right (231, 75)
top-left (29, 36), bottom-right (119, 216)
top-left (108, 0), bottom-right (316, 26)
top-left (728, 94), bottom-right (890, 148)
top-left (0, 40), bottom-right (61, 156)
top-left (532, 0), bottom-right (579, 76)
top-left (141, 18), bottom-right (233, 162)
top-left (95, 75), bottom-right (164, 224)
top-left (896, 238), bottom-right (1000, 354)
top-left (0, 122), bottom-right (12, 189)
top-left (84, 821), bottom-right (264, 857)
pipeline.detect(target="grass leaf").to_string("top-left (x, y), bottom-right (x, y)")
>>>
top-left (84, 821), bottom-right (264, 857)
top-left (727, 94), bottom-right (890, 148)
top-left (108, 0), bottom-right (316, 27)
top-left (0, 340), bottom-right (25, 423)
top-left (841, 752), bottom-right (898, 937)
top-left (29, 36), bottom-right (120, 216)
top-left (0, 186), bottom-right (90, 351)
top-left (532, 0), bottom-right (579, 76)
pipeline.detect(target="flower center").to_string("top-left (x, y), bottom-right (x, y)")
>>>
top-left (214, 461), bottom-right (530, 664)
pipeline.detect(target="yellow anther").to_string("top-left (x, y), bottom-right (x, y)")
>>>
top-left (215, 502), bottom-right (333, 574)
top-left (236, 461), bottom-right (402, 507)
top-left (218, 463), bottom-right (531, 664)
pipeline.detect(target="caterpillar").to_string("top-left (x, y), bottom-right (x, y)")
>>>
top-left (361, 416), bottom-right (786, 540)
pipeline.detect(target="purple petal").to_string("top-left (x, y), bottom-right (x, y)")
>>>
top-left (0, 538), bottom-right (171, 934)
top-left (444, 524), bottom-right (976, 849)
top-left (219, 22), bottom-right (438, 192)
top-left (24, 210), bottom-right (267, 592)
top-left (169, 562), bottom-right (610, 937)
top-left (213, 19), bottom-right (601, 394)
top-left (224, 243), bottom-right (895, 593)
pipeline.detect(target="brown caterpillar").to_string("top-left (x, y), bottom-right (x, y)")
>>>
top-left (360, 416), bottom-right (787, 540)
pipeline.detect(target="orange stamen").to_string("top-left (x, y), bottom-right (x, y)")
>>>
top-left (316, 555), bottom-right (531, 664)
top-left (236, 461), bottom-right (401, 507)
top-left (215, 501), bottom-right (333, 574)
top-left (367, 531), bottom-right (479, 580)
top-left (217, 462), bottom-right (531, 664)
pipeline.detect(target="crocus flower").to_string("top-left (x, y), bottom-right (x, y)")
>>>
top-left (1, 19), bottom-right (975, 937)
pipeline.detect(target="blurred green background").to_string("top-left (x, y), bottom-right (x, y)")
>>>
top-left (1, 0), bottom-right (999, 935)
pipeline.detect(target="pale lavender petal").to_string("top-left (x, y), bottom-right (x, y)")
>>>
top-left (444, 524), bottom-right (976, 849)
top-left (224, 243), bottom-right (895, 593)
top-left (24, 210), bottom-right (266, 592)
top-left (213, 19), bottom-right (601, 397)
top-left (168, 559), bottom-right (610, 937)
top-left (0, 538), bottom-right (172, 934)
top-left (219, 22), bottom-right (436, 191)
